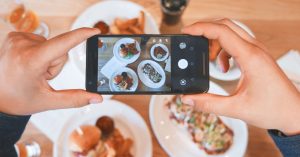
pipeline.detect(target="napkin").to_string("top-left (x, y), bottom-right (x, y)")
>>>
top-left (277, 50), bottom-right (300, 90)
top-left (100, 56), bottom-right (127, 78)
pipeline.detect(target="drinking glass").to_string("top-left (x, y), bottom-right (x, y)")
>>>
top-left (161, 0), bottom-right (189, 25)
top-left (0, 0), bottom-right (49, 38)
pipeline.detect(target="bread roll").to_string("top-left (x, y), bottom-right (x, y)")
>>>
top-left (69, 125), bottom-right (102, 153)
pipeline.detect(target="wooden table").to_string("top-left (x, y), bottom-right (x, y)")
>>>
top-left (2, 0), bottom-right (300, 156)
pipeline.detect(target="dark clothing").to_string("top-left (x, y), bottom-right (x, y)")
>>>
top-left (0, 112), bottom-right (300, 157)
top-left (269, 130), bottom-right (300, 157)
top-left (0, 112), bottom-right (30, 157)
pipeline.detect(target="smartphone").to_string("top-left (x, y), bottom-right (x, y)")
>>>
top-left (86, 34), bottom-right (209, 94)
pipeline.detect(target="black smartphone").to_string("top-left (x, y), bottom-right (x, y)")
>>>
top-left (86, 34), bottom-right (209, 94)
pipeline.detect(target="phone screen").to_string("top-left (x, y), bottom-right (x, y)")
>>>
top-left (97, 36), bottom-right (172, 92)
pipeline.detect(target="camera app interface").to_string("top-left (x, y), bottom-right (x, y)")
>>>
top-left (97, 37), bottom-right (171, 92)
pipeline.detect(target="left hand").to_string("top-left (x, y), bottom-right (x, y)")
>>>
top-left (0, 28), bottom-right (103, 115)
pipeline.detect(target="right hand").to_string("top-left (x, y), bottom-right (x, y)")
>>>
top-left (181, 19), bottom-right (300, 135)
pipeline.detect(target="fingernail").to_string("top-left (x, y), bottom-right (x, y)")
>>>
top-left (92, 28), bottom-right (101, 34)
top-left (182, 98), bottom-right (195, 106)
top-left (89, 98), bottom-right (102, 104)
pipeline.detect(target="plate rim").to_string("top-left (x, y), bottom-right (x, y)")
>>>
top-left (68, 0), bottom-right (160, 77)
top-left (109, 67), bottom-right (139, 92)
top-left (137, 59), bottom-right (166, 88)
top-left (113, 38), bottom-right (141, 64)
top-left (53, 99), bottom-right (153, 157)
top-left (209, 20), bottom-right (255, 81)
top-left (149, 81), bottom-right (248, 157)
top-left (150, 43), bottom-right (170, 62)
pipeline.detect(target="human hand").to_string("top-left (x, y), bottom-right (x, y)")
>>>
top-left (181, 19), bottom-right (300, 135)
top-left (0, 28), bottom-right (102, 115)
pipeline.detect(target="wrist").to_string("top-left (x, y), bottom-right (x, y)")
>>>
top-left (280, 96), bottom-right (300, 136)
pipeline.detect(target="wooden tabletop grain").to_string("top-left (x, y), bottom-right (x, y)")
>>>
top-left (2, 0), bottom-right (300, 156)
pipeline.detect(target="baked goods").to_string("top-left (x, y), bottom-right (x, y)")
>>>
top-left (119, 42), bottom-right (140, 58)
top-left (94, 11), bottom-right (145, 35)
top-left (166, 96), bottom-right (234, 155)
top-left (153, 46), bottom-right (167, 60)
top-left (113, 72), bottom-right (134, 91)
top-left (69, 125), bottom-right (101, 155)
top-left (96, 116), bottom-right (115, 137)
top-left (69, 116), bottom-right (133, 157)
top-left (142, 63), bottom-right (162, 83)
top-left (111, 11), bottom-right (145, 34)
top-left (94, 21), bottom-right (110, 34)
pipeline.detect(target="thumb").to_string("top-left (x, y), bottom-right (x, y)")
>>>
top-left (40, 28), bottom-right (100, 62)
top-left (46, 89), bottom-right (103, 110)
top-left (181, 93), bottom-right (237, 117)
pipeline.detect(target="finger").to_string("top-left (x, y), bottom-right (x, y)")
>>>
top-left (40, 28), bottom-right (100, 61)
top-left (21, 32), bottom-right (47, 42)
top-left (214, 19), bottom-right (268, 51)
top-left (45, 89), bottom-right (103, 110)
top-left (209, 39), bottom-right (222, 61)
top-left (182, 22), bottom-right (261, 65)
top-left (217, 49), bottom-right (231, 73)
top-left (181, 94), bottom-right (237, 117)
top-left (45, 54), bottom-right (68, 80)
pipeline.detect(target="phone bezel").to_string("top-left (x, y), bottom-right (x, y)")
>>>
top-left (86, 34), bottom-right (209, 94)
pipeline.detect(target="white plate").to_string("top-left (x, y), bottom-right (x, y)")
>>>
top-left (113, 38), bottom-right (141, 64)
top-left (109, 67), bottom-right (139, 92)
top-left (53, 100), bottom-right (152, 157)
top-left (149, 82), bottom-right (248, 157)
top-left (69, 0), bottom-right (160, 75)
top-left (209, 20), bottom-right (255, 81)
top-left (137, 60), bottom-right (166, 88)
top-left (150, 43), bottom-right (169, 62)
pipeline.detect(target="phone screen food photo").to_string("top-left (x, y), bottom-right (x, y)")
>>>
top-left (97, 36), bottom-right (172, 93)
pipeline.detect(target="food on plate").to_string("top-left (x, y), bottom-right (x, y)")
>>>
top-left (96, 116), bottom-right (115, 137)
top-left (94, 21), bottom-right (110, 34)
top-left (119, 42), bottom-right (140, 58)
top-left (142, 63), bottom-right (162, 83)
top-left (154, 46), bottom-right (167, 59)
top-left (98, 40), bottom-right (103, 48)
top-left (93, 11), bottom-right (145, 35)
top-left (69, 116), bottom-right (133, 157)
top-left (106, 129), bottom-right (133, 157)
top-left (113, 72), bottom-right (134, 90)
top-left (209, 39), bottom-right (222, 61)
top-left (166, 96), bottom-right (234, 155)
top-left (69, 125), bottom-right (101, 155)
top-left (111, 11), bottom-right (145, 34)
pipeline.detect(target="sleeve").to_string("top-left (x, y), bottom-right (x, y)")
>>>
top-left (0, 112), bottom-right (31, 157)
top-left (268, 129), bottom-right (300, 157)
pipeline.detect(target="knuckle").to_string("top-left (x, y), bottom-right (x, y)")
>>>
top-left (202, 102), bottom-right (214, 113)
top-left (219, 18), bottom-right (232, 25)
top-left (218, 23), bottom-right (231, 32)
top-left (195, 101), bottom-right (214, 113)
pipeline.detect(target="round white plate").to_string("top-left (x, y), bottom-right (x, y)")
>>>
top-left (69, 0), bottom-right (160, 75)
top-left (109, 67), bottom-right (139, 92)
top-left (149, 82), bottom-right (248, 157)
top-left (209, 20), bottom-right (255, 81)
top-left (54, 100), bottom-right (152, 157)
top-left (113, 38), bottom-right (141, 64)
top-left (150, 43), bottom-right (170, 62)
top-left (137, 60), bottom-right (166, 88)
